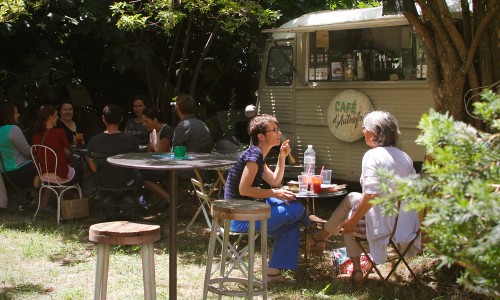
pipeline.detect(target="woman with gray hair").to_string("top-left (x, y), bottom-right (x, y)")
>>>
top-left (309, 111), bottom-right (420, 284)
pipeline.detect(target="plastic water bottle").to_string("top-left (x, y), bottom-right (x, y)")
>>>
top-left (304, 145), bottom-right (316, 175)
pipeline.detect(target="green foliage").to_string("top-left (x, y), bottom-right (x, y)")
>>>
top-left (327, 0), bottom-right (380, 9)
top-left (375, 89), bottom-right (500, 297)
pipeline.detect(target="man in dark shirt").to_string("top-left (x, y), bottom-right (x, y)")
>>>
top-left (87, 104), bottom-right (143, 219)
top-left (172, 94), bottom-right (213, 152)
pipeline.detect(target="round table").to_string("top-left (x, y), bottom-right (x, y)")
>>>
top-left (295, 189), bottom-right (348, 263)
top-left (107, 152), bottom-right (236, 300)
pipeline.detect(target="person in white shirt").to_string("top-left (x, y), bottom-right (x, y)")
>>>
top-left (309, 111), bottom-right (420, 284)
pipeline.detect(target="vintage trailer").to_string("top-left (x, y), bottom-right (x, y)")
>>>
top-left (256, 5), bottom-right (458, 183)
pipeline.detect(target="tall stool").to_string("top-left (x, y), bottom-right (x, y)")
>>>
top-left (89, 221), bottom-right (161, 300)
top-left (203, 199), bottom-right (271, 299)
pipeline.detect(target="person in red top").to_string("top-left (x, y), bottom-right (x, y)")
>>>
top-left (32, 105), bottom-right (78, 184)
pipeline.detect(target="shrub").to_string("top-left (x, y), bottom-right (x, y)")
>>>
top-left (375, 89), bottom-right (499, 297)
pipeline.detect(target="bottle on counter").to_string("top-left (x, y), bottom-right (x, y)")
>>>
top-left (344, 53), bottom-right (355, 81)
top-left (330, 50), bottom-right (344, 81)
top-left (304, 145), bottom-right (316, 175)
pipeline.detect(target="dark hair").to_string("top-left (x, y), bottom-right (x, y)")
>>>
top-left (0, 102), bottom-right (16, 125)
top-left (130, 95), bottom-right (149, 107)
top-left (34, 105), bottom-right (57, 133)
top-left (143, 107), bottom-right (164, 123)
top-left (248, 114), bottom-right (278, 145)
top-left (102, 104), bottom-right (123, 125)
top-left (175, 94), bottom-right (194, 114)
top-left (363, 111), bottom-right (400, 147)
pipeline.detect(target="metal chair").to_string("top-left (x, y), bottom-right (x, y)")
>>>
top-left (354, 201), bottom-right (421, 281)
top-left (31, 144), bottom-right (82, 224)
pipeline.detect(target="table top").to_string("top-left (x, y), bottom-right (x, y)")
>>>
top-left (294, 189), bottom-right (347, 199)
top-left (107, 152), bottom-right (236, 171)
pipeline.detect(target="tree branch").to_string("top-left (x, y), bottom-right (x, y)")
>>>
top-left (436, 0), bottom-right (467, 60)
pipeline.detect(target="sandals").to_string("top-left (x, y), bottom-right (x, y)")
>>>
top-left (308, 236), bottom-right (326, 256)
top-left (266, 273), bottom-right (296, 286)
top-left (351, 270), bottom-right (364, 284)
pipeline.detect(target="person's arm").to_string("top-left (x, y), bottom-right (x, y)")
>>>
top-left (9, 126), bottom-right (31, 158)
top-left (239, 161), bottom-right (296, 202)
top-left (262, 140), bottom-right (290, 187)
top-left (157, 125), bottom-right (173, 152)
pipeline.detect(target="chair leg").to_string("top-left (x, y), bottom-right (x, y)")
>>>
top-left (247, 221), bottom-right (255, 299)
top-left (354, 238), bottom-right (384, 280)
top-left (33, 187), bottom-right (43, 222)
top-left (94, 243), bottom-right (110, 300)
top-left (261, 220), bottom-right (267, 299)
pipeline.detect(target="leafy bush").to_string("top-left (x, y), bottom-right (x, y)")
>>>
top-left (375, 89), bottom-right (499, 297)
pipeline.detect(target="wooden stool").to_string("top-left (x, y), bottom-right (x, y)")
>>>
top-left (89, 221), bottom-right (161, 300)
top-left (203, 199), bottom-right (271, 299)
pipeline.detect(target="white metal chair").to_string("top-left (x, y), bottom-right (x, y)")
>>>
top-left (31, 144), bottom-right (82, 224)
top-left (190, 178), bottom-right (259, 279)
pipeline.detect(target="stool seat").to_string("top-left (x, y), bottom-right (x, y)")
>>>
top-left (89, 221), bottom-right (160, 245)
top-left (204, 199), bottom-right (271, 299)
top-left (211, 199), bottom-right (271, 221)
top-left (89, 221), bottom-right (160, 300)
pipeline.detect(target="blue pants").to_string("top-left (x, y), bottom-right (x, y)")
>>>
top-left (230, 198), bottom-right (308, 270)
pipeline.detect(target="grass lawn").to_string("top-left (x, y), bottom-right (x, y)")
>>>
top-left (0, 193), bottom-right (489, 300)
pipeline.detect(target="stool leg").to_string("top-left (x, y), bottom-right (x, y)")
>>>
top-left (261, 220), bottom-right (268, 299)
top-left (248, 221), bottom-right (255, 299)
top-left (203, 217), bottom-right (220, 300)
top-left (94, 244), bottom-right (110, 300)
top-left (141, 243), bottom-right (156, 300)
top-left (218, 219), bottom-right (231, 300)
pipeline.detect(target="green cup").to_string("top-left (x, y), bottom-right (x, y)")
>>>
top-left (173, 146), bottom-right (186, 158)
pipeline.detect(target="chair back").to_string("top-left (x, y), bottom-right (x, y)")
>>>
top-left (31, 144), bottom-right (67, 186)
top-left (191, 178), bottom-right (214, 228)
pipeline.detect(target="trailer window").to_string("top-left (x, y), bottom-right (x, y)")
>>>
top-left (265, 46), bottom-right (293, 86)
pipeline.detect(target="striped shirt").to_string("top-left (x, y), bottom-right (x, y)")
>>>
top-left (224, 146), bottom-right (264, 200)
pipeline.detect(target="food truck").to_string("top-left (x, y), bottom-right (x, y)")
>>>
top-left (256, 5), bottom-right (452, 183)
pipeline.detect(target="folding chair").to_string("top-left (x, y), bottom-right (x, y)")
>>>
top-left (189, 178), bottom-right (259, 278)
top-left (31, 144), bottom-right (82, 224)
top-left (354, 201), bottom-right (421, 281)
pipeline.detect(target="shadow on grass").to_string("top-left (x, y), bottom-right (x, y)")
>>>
top-left (0, 283), bottom-right (52, 300)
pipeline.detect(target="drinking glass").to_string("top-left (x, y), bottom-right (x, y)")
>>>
top-left (321, 169), bottom-right (332, 185)
top-left (297, 175), bottom-right (308, 194)
top-left (173, 146), bottom-right (186, 158)
top-left (311, 175), bottom-right (322, 194)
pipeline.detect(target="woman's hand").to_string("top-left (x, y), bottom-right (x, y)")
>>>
top-left (338, 218), bottom-right (357, 235)
top-left (279, 140), bottom-right (291, 157)
top-left (272, 188), bottom-right (296, 205)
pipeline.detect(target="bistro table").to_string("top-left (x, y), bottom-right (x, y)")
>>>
top-left (294, 188), bottom-right (348, 263)
top-left (107, 152), bottom-right (236, 299)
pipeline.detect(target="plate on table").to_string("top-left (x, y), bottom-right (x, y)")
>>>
top-left (287, 180), bottom-right (299, 186)
top-left (320, 184), bottom-right (347, 193)
top-left (152, 153), bottom-right (194, 160)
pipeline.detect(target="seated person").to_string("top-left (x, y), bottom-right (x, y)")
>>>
top-left (55, 101), bottom-right (84, 144)
top-left (140, 107), bottom-right (172, 209)
top-left (309, 111), bottom-right (421, 284)
top-left (32, 105), bottom-right (81, 212)
top-left (87, 104), bottom-right (144, 220)
top-left (124, 95), bottom-right (150, 146)
top-left (172, 94), bottom-right (213, 152)
top-left (224, 114), bottom-right (308, 284)
top-left (0, 102), bottom-right (36, 190)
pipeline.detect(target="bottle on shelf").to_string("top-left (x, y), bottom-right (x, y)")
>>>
top-left (417, 46), bottom-right (427, 79)
top-left (356, 51), bottom-right (365, 81)
top-left (344, 53), bottom-right (355, 81)
top-left (303, 145), bottom-right (316, 175)
top-left (308, 53), bottom-right (316, 81)
top-left (315, 50), bottom-right (329, 81)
